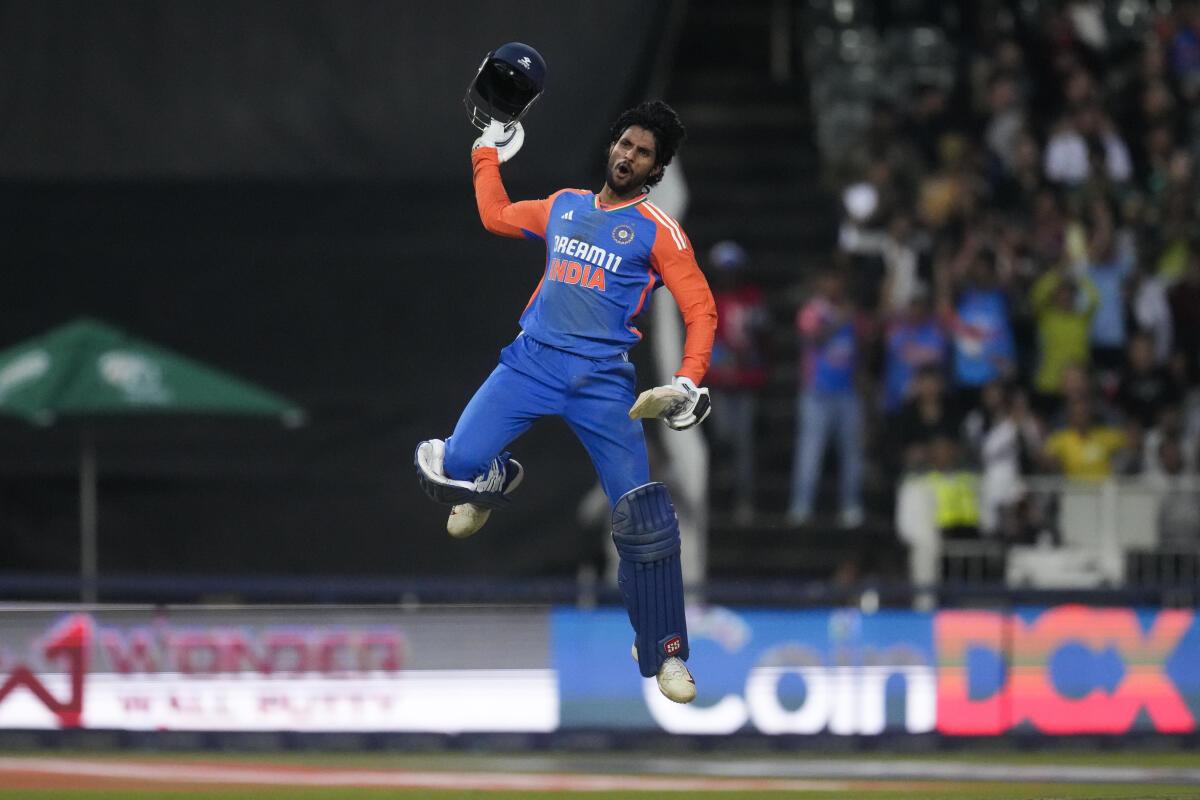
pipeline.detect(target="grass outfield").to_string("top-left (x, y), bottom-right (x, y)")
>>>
top-left (1, 750), bottom-right (1198, 799)
top-left (0, 787), bottom-right (1199, 799)
top-left (20, 749), bottom-right (1200, 769)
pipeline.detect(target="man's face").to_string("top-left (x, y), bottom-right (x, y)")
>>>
top-left (606, 125), bottom-right (660, 195)
top-left (915, 371), bottom-right (943, 400)
top-left (971, 258), bottom-right (995, 288)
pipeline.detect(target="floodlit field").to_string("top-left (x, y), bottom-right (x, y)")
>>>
top-left (1, 790), bottom-right (1199, 800)
top-left (1, 751), bottom-right (1199, 799)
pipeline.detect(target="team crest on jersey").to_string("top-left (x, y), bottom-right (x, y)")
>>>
top-left (612, 224), bottom-right (635, 245)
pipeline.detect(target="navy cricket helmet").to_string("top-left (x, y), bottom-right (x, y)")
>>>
top-left (465, 42), bottom-right (546, 132)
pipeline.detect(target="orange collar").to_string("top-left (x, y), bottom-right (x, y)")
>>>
top-left (593, 192), bottom-right (649, 212)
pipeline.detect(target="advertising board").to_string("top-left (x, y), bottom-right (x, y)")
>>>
top-left (1, 604), bottom-right (1195, 735)
top-left (0, 607), bottom-right (556, 732)
top-left (553, 605), bottom-right (1199, 736)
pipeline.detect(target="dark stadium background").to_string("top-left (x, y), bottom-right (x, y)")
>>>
top-left (0, 1), bottom-right (678, 582)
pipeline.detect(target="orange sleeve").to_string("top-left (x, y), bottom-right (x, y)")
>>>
top-left (649, 219), bottom-right (717, 385)
top-left (471, 147), bottom-right (554, 240)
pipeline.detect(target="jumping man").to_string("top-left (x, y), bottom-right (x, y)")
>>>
top-left (415, 97), bottom-right (717, 703)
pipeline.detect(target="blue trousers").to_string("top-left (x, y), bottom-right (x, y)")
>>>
top-left (443, 334), bottom-right (649, 506)
top-left (788, 390), bottom-right (864, 516)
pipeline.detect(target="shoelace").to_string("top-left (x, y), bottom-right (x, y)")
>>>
top-left (660, 658), bottom-right (691, 681)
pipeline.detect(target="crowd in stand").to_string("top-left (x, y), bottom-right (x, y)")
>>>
top-left (703, 2), bottom-right (1200, 553)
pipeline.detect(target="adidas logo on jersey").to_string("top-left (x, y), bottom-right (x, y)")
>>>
top-left (561, 210), bottom-right (574, 220)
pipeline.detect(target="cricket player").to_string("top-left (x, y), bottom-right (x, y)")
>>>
top-left (416, 83), bottom-right (716, 703)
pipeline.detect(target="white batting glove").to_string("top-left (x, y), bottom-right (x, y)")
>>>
top-left (473, 120), bottom-right (525, 163)
top-left (665, 376), bottom-right (712, 431)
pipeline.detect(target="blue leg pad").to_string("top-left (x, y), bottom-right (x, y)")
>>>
top-left (612, 482), bottom-right (689, 677)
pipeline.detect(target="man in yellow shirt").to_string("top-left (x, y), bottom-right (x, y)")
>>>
top-left (1042, 397), bottom-right (1128, 479)
top-left (1030, 269), bottom-right (1098, 402)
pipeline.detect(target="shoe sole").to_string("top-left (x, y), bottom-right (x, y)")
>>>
top-left (447, 504), bottom-right (490, 538)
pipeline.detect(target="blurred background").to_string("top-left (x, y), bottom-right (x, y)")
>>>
top-left (0, 0), bottom-right (1199, 757)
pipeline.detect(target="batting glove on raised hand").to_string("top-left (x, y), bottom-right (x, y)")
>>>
top-left (473, 119), bottom-right (525, 163)
top-left (665, 376), bottom-right (711, 431)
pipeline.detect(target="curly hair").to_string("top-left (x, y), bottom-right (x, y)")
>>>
top-left (608, 100), bottom-right (687, 188)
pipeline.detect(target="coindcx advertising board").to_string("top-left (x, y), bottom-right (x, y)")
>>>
top-left (553, 605), bottom-right (1200, 736)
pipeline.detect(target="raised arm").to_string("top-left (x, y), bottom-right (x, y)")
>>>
top-left (650, 224), bottom-right (717, 385)
top-left (471, 147), bottom-right (554, 240)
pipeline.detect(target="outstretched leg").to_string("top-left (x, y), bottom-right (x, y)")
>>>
top-left (415, 338), bottom-right (561, 535)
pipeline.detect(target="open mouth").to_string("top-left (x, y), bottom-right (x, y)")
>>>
top-left (615, 162), bottom-right (632, 179)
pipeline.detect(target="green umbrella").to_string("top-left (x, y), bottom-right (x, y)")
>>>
top-left (0, 318), bottom-right (305, 602)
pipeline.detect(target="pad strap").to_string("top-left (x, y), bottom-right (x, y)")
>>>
top-left (611, 482), bottom-right (689, 677)
top-left (611, 483), bottom-right (681, 561)
top-left (413, 440), bottom-right (513, 510)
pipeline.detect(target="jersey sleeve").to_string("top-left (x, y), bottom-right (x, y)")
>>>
top-left (471, 147), bottom-right (554, 240)
top-left (648, 215), bottom-right (717, 385)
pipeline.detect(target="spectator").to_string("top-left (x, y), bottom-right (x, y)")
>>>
top-left (892, 366), bottom-right (962, 472)
top-left (704, 241), bottom-right (770, 523)
top-left (1130, 259), bottom-right (1174, 365)
top-left (1155, 440), bottom-right (1200, 550)
top-left (856, 99), bottom-right (921, 182)
top-left (1083, 201), bottom-right (1133, 373)
top-left (1029, 189), bottom-right (1067, 264)
top-left (882, 286), bottom-right (947, 414)
top-left (1116, 38), bottom-right (1170, 161)
top-left (1118, 332), bottom-right (1183, 429)
top-left (1043, 101), bottom-right (1133, 186)
top-left (1042, 396), bottom-right (1129, 480)
top-left (791, 4), bottom-right (1198, 564)
top-left (839, 159), bottom-right (898, 256)
top-left (1168, 246), bottom-right (1200, 382)
top-left (924, 436), bottom-right (981, 540)
top-left (983, 74), bottom-right (1026, 172)
top-left (943, 249), bottom-right (1017, 403)
top-left (1147, 160), bottom-right (1197, 284)
top-left (964, 384), bottom-right (1042, 538)
top-left (1168, 0), bottom-right (1200, 103)
top-left (903, 82), bottom-right (953, 170)
top-left (992, 131), bottom-right (1045, 212)
top-left (879, 214), bottom-right (925, 314)
top-left (1143, 405), bottom-right (1199, 477)
top-left (917, 134), bottom-right (982, 231)
top-left (1029, 268), bottom-right (1099, 411)
top-left (1052, 362), bottom-right (1121, 427)
top-left (788, 272), bottom-right (865, 528)
top-left (1143, 126), bottom-right (1180, 207)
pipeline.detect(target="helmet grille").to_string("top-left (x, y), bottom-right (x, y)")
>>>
top-left (476, 60), bottom-right (538, 118)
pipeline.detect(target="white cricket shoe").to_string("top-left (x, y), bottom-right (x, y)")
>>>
top-left (657, 656), bottom-right (697, 704)
top-left (631, 643), bottom-right (696, 704)
top-left (446, 457), bottom-right (524, 539)
top-left (447, 503), bottom-right (490, 538)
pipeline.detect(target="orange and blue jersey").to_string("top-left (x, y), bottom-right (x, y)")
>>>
top-left (797, 299), bottom-right (858, 394)
top-left (472, 148), bottom-right (716, 385)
